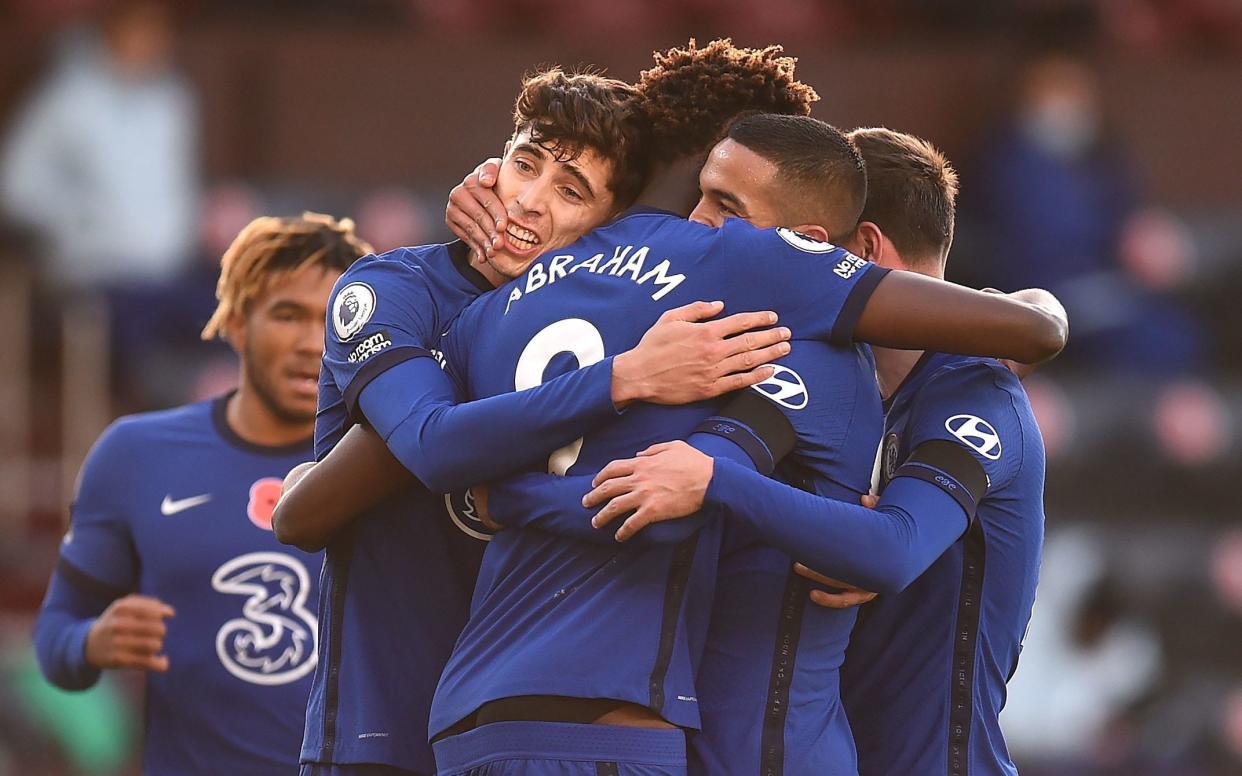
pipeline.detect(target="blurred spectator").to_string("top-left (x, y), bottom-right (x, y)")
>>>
top-left (355, 186), bottom-right (431, 253)
top-left (0, 0), bottom-right (197, 289)
top-left (0, 0), bottom-right (200, 408)
top-left (1002, 529), bottom-right (1162, 769)
top-left (969, 52), bottom-right (1205, 376)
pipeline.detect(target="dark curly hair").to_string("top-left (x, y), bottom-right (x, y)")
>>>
top-left (637, 38), bottom-right (820, 166)
top-left (512, 68), bottom-right (651, 211)
top-left (507, 41), bottom-right (820, 212)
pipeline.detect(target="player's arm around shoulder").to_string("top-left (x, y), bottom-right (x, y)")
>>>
top-left (856, 273), bottom-right (1068, 365)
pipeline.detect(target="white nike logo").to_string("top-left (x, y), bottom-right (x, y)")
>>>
top-left (161, 493), bottom-right (212, 516)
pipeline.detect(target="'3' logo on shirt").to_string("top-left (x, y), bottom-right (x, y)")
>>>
top-left (211, 552), bottom-right (318, 686)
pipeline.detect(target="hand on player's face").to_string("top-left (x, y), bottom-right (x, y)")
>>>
top-left (583, 441), bottom-right (713, 541)
top-left (611, 301), bottom-right (791, 408)
top-left (85, 594), bottom-right (176, 673)
top-left (446, 158), bottom-right (506, 261)
top-left (469, 130), bottom-right (617, 284)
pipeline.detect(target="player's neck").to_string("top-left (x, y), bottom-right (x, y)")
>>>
top-left (873, 266), bottom-right (944, 400)
top-left (226, 387), bottom-right (313, 448)
top-left (468, 249), bottom-right (506, 289)
top-left (873, 347), bottom-right (925, 401)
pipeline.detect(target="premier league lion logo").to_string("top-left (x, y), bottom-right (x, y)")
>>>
top-left (211, 552), bottom-right (318, 685)
top-left (332, 282), bottom-right (376, 341)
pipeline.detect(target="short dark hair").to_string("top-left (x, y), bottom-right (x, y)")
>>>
top-left (513, 68), bottom-right (650, 211)
top-left (727, 114), bottom-right (867, 241)
top-left (848, 127), bottom-right (959, 268)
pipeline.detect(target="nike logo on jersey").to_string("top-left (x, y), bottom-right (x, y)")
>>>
top-left (161, 493), bottom-right (212, 516)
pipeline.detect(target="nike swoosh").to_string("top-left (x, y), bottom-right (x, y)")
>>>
top-left (161, 493), bottom-right (212, 516)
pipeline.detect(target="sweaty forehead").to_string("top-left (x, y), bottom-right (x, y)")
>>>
top-left (701, 140), bottom-right (779, 202)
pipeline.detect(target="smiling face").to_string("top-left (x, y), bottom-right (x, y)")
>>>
top-left (473, 129), bottom-right (619, 285)
top-left (688, 138), bottom-right (789, 230)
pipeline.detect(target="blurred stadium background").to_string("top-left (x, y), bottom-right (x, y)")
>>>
top-left (0, 1), bottom-right (1240, 774)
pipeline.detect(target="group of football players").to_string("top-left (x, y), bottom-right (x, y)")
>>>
top-left (33, 39), bottom-right (1063, 776)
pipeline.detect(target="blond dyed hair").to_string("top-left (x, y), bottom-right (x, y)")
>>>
top-left (202, 212), bottom-right (373, 340)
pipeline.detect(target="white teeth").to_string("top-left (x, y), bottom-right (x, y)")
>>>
top-left (506, 224), bottom-right (539, 249)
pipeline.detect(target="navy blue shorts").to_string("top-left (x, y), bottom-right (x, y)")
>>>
top-left (432, 721), bottom-right (686, 775)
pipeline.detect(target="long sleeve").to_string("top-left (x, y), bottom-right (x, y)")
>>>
top-left (32, 564), bottom-right (120, 690)
top-left (487, 433), bottom-right (759, 546)
top-left (704, 458), bottom-right (971, 594)
top-left (358, 355), bottom-right (621, 493)
top-left (34, 420), bottom-right (139, 689)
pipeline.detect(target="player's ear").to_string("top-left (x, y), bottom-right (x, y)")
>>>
top-left (791, 223), bottom-right (831, 244)
top-left (854, 221), bottom-right (885, 262)
top-left (221, 312), bottom-right (247, 353)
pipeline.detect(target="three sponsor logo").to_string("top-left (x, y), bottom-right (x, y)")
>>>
top-left (211, 552), bottom-right (318, 685)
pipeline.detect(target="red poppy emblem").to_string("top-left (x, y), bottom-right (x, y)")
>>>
top-left (247, 477), bottom-right (284, 530)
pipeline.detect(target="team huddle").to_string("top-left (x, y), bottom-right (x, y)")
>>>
top-left (33, 40), bottom-right (1064, 776)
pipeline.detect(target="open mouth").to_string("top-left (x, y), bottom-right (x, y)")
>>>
top-left (289, 371), bottom-right (318, 395)
top-left (505, 223), bottom-right (541, 253)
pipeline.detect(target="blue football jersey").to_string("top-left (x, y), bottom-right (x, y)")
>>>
top-left (429, 209), bottom-right (889, 739)
top-left (305, 242), bottom-right (495, 773)
top-left (39, 395), bottom-right (320, 775)
top-left (689, 344), bottom-right (883, 776)
top-left (841, 353), bottom-right (1046, 776)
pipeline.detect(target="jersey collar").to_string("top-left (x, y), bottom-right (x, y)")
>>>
top-left (211, 392), bottom-right (315, 457)
top-left (448, 239), bottom-right (496, 293)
